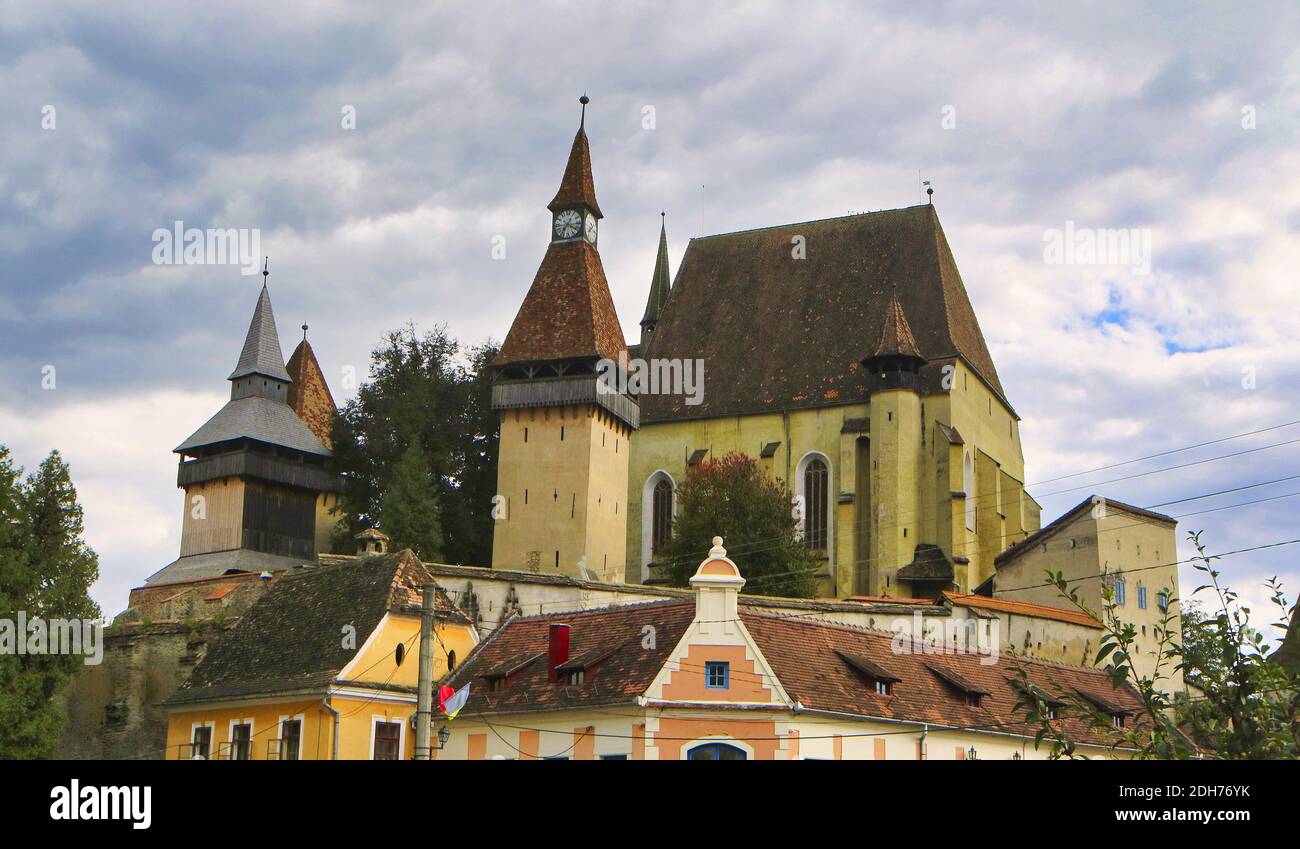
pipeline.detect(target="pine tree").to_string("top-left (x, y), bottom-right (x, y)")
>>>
top-left (0, 448), bottom-right (101, 758)
top-left (378, 439), bottom-right (444, 562)
top-left (331, 325), bottom-right (498, 564)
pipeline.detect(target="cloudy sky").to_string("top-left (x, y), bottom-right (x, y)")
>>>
top-left (2, 1), bottom-right (1298, 643)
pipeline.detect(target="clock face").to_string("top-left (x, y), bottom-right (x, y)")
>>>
top-left (554, 209), bottom-right (581, 239)
top-left (584, 213), bottom-right (598, 244)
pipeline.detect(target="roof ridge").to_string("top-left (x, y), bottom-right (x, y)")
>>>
top-left (689, 204), bottom-right (931, 243)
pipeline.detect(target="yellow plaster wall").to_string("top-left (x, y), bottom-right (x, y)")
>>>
top-left (492, 404), bottom-right (629, 581)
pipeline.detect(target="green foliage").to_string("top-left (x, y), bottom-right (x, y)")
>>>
top-left (658, 452), bottom-right (818, 598)
top-left (1009, 530), bottom-right (1298, 759)
top-left (378, 439), bottom-right (444, 561)
top-left (0, 447), bottom-right (102, 759)
top-left (1171, 535), bottom-right (1299, 759)
top-left (331, 324), bottom-right (499, 564)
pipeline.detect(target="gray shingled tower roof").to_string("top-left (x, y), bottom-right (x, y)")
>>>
top-left (228, 284), bottom-right (291, 382)
top-left (174, 284), bottom-right (330, 458)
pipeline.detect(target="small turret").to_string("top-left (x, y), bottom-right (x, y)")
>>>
top-left (861, 287), bottom-right (926, 393)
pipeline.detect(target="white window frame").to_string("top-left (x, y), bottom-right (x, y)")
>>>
top-left (277, 713), bottom-right (306, 761)
top-left (189, 720), bottom-right (215, 760)
top-left (369, 715), bottom-right (406, 761)
top-left (227, 717), bottom-right (253, 761)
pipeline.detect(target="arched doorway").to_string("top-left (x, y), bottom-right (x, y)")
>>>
top-left (687, 742), bottom-right (748, 760)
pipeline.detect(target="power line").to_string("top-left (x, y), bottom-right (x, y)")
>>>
top-left (1026, 419), bottom-right (1300, 487)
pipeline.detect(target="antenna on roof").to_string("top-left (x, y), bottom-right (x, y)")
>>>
top-left (700, 184), bottom-right (705, 236)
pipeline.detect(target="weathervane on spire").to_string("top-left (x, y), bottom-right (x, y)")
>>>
top-left (579, 93), bottom-right (589, 129)
top-left (301, 323), bottom-right (309, 341)
top-left (262, 256), bottom-right (269, 285)
top-left (924, 180), bottom-right (934, 204)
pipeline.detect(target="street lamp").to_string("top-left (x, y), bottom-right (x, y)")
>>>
top-left (967, 746), bottom-right (978, 761)
top-left (436, 725), bottom-right (451, 749)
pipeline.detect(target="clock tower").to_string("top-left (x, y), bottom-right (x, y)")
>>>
top-left (490, 98), bottom-right (636, 582)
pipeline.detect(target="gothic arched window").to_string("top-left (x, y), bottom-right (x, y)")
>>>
top-left (652, 479), bottom-right (673, 554)
top-left (804, 457), bottom-right (829, 550)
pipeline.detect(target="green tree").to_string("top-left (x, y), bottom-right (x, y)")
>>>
top-left (659, 452), bottom-right (818, 598)
top-left (1010, 530), bottom-right (1298, 759)
top-left (378, 439), bottom-right (444, 561)
top-left (332, 324), bottom-right (499, 564)
top-left (0, 447), bottom-right (102, 759)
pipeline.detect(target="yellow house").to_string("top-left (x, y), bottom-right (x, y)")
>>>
top-left (437, 538), bottom-right (1145, 760)
top-left (163, 549), bottom-right (478, 760)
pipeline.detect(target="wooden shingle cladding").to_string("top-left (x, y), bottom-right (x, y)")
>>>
top-left (639, 205), bottom-right (1009, 422)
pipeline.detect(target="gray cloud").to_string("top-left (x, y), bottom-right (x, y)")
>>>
top-left (1, 1), bottom-right (1297, 636)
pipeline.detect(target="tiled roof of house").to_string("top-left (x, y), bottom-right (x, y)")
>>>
top-left (639, 205), bottom-right (1008, 422)
top-left (994, 495), bottom-right (1177, 568)
top-left (165, 550), bottom-right (467, 706)
top-left (744, 612), bottom-right (1140, 746)
top-left (943, 591), bottom-right (1104, 629)
top-left (442, 600), bottom-right (695, 715)
top-left (443, 601), bottom-right (1142, 747)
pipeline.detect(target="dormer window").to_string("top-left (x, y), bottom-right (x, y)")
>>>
top-left (836, 650), bottom-right (901, 697)
top-left (925, 661), bottom-right (989, 709)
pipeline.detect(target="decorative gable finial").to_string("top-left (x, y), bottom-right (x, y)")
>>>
top-left (709, 536), bottom-right (726, 559)
top-left (579, 93), bottom-right (589, 129)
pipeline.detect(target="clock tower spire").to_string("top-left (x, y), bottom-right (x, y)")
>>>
top-left (490, 98), bottom-right (636, 583)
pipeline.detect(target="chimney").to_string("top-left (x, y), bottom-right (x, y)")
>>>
top-left (690, 536), bottom-right (746, 623)
top-left (547, 623), bottom-right (571, 682)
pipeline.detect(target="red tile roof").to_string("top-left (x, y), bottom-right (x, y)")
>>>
top-left (494, 238), bottom-right (628, 366)
top-left (444, 600), bottom-right (1142, 748)
top-left (943, 591), bottom-right (1104, 629)
top-left (548, 127), bottom-right (602, 218)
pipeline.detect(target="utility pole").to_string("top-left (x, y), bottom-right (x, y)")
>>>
top-left (414, 583), bottom-right (436, 760)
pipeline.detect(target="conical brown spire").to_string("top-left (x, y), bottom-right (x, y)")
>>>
top-left (547, 126), bottom-right (602, 218)
top-left (286, 334), bottom-right (337, 450)
top-left (640, 214), bottom-right (672, 331)
top-left (870, 289), bottom-right (925, 362)
top-left (495, 106), bottom-right (625, 368)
